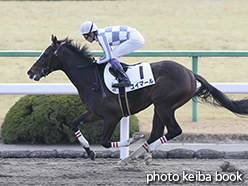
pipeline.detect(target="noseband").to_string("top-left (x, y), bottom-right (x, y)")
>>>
top-left (37, 42), bottom-right (64, 77)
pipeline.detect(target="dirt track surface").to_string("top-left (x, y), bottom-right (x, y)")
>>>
top-left (0, 158), bottom-right (247, 186)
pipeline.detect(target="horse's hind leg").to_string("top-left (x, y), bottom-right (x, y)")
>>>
top-left (142, 110), bottom-right (166, 164)
top-left (147, 108), bottom-right (181, 153)
top-left (117, 110), bottom-right (166, 166)
top-left (147, 109), bottom-right (167, 144)
top-left (118, 109), bottom-right (182, 166)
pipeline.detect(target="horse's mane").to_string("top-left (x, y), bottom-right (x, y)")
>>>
top-left (58, 37), bottom-right (93, 60)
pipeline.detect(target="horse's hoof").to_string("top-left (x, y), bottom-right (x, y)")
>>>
top-left (84, 147), bottom-right (96, 161)
top-left (133, 132), bottom-right (145, 141)
top-left (144, 153), bottom-right (152, 166)
top-left (90, 150), bottom-right (96, 161)
top-left (117, 159), bottom-right (128, 166)
top-left (145, 157), bottom-right (152, 166)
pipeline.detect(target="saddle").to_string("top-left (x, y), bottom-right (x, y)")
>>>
top-left (108, 62), bottom-right (142, 78)
top-left (94, 61), bottom-right (155, 117)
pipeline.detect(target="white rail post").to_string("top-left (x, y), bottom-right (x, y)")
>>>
top-left (120, 116), bottom-right (129, 159)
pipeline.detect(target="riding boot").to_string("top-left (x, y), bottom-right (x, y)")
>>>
top-left (110, 58), bottom-right (131, 88)
top-left (113, 66), bottom-right (131, 88)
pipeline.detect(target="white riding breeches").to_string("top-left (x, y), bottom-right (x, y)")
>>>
top-left (112, 29), bottom-right (145, 59)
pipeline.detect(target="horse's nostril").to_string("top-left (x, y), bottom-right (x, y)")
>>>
top-left (27, 70), bottom-right (34, 79)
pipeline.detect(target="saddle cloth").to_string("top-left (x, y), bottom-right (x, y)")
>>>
top-left (104, 62), bottom-right (155, 94)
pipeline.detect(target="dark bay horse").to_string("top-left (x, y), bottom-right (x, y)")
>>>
top-left (28, 35), bottom-right (248, 165)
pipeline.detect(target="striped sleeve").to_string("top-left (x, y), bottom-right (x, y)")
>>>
top-left (97, 34), bottom-right (113, 64)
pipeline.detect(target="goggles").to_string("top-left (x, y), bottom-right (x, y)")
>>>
top-left (83, 22), bottom-right (94, 39)
top-left (83, 34), bottom-right (90, 39)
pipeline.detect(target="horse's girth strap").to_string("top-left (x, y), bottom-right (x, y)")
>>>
top-left (118, 87), bottom-right (131, 117)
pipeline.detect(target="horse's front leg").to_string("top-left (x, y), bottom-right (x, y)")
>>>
top-left (99, 116), bottom-right (123, 148)
top-left (71, 111), bottom-right (102, 160)
top-left (100, 116), bottom-right (144, 148)
top-left (111, 132), bottom-right (145, 148)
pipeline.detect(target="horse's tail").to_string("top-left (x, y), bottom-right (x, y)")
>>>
top-left (193, 73), bottom-right (248, 115)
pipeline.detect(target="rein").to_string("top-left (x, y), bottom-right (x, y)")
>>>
top-left (38, 42), bottom-right (106, 97)
top-left (37, 42), bottom-right (94, 77)
top-left (37, 43), bottom-right (64, 77)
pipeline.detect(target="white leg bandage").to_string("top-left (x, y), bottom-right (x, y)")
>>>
top-left (75, 130), bottom-right (89, 148)
top-left (128, 142), bottom-right (149, 160)
top-left (118, 142), bottom-right (148, 165)
top-left (111, 132), bottom-right (145, 148)
top-left (111, 141), bottom-right (129, 148)
top-left (148, 135), bottom-right (167, 153)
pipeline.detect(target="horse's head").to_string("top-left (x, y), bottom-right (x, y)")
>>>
top-left (27, 35), bottom-right (64, 81)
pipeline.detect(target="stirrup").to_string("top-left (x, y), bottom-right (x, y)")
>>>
top-left (112, 80), bottom-right (131, 88)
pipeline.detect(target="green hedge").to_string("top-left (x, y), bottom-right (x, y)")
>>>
top-left (1, 95), bottom-right (139, 144)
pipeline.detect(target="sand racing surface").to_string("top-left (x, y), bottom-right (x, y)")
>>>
top-left (0, 158), bottom-right (247, 186)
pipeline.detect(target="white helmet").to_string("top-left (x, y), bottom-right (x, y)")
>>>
top-left (80, 21), bottom-right (98, 35)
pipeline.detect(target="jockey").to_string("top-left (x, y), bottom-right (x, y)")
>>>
top-left (80, 21), bottom-right (145, 88)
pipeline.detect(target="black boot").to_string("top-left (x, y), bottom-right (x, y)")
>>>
top-left (112, 65), bottom-right (131, 88)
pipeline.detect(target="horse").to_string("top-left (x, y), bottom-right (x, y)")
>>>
top-left (28, 35), bottom-right (248, 165)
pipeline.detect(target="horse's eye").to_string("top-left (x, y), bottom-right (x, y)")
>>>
top-left (43, 53), bottom-right (48, 57)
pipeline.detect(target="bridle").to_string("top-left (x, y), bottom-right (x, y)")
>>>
top-left (36, 41), bottom-right (106, 97)
top-left (36, 42), bottom-right (94, 77)
top-left (36, 42), bottom-right (64, 77)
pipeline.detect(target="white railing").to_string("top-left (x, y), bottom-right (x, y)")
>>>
top-left (0, 83), bottom-right (77, 94)
top-left (0, 82), bottom-right (248, 158)
top-left (1, 83), bottom-right (248, 94)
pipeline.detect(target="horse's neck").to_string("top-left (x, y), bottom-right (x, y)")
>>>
top-left (60, 50), bottom-right (101, 104)
top-left (64, 59), bottom-right (95, 93)
top-left (64, 65), bottom-right (95, 90)
top-left (61, 51), bottom-right (94, 85)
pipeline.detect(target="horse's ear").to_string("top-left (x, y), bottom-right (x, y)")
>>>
top-left (51, 35), bottom-right (57, 45)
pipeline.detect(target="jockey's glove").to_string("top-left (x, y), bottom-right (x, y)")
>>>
top-left (92, 57), bottom-right (97, 64)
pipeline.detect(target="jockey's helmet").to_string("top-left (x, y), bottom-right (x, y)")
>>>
top-left (80, 21), bottom-right (98, 35)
